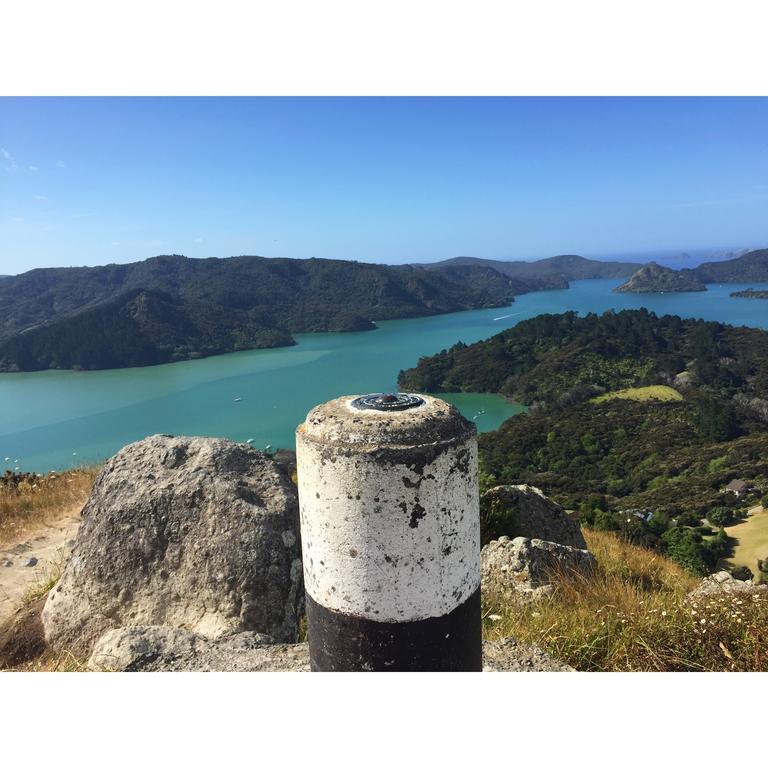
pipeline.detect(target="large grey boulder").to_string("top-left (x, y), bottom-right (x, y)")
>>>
top-left (481, 485), bottom-right (587, 548)
top-left (481, 536), bottom-right (596, 599)
top-left (87, 625), bottom-right (572, 672)
top-left (42, 435), bottom-right (304, 655)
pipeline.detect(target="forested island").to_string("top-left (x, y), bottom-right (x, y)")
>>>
top-left (399, 309), bottom-right (768, 574)
top-left (731, 289), bottom-right (768, 299)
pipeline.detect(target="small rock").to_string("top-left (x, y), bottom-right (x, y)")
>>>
top-left (2, 559), bottom-right (12, 567)
top-left (22, 557), bottom-right (38, 568)
top-left (481, 536), bottom-right (596, 599)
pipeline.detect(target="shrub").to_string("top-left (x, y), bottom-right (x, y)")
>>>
top-left (479, 495), bottom-right (518, 546)
top-left (731, 565), bottom-right (754, 581)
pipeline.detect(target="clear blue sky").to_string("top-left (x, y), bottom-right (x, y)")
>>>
top-left (1, 97), bottom-right (767, 274)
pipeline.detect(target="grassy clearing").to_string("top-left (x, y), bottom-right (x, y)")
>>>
top-left (725, 508), bottom-right (768, 573)
top-left (0, 467), bottom-right (99, 546)
top-left (482, 529), bottom-right (768, 671)
top-left (591, 385), bottom-right (683, 404)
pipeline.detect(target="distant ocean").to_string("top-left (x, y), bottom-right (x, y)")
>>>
top-left (586, 247), bottom-right (756, 269)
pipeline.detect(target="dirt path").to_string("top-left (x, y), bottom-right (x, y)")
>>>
top-left (0, 510), bottom-right (81, 624)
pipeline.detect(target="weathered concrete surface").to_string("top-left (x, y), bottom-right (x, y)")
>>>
top-left (296, 394), bottom-right (480, 623)
top-left (42, 435), bottom-right (304, 655)
top-left (297, 393), bottom-right (475, 448)
top-left (481, 536), bottom-right (596, 599)
top-left (481, 485), bottom-right (587, 549)
top-left (87, 625), bottom-right (572, 672)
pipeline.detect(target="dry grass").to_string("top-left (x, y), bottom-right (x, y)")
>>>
top-left (8, 647), bottom-right (89, 672)
top-left (483, 529), bottom-right (768, 671)
top-left (0, 467), bottom-right (99, 546)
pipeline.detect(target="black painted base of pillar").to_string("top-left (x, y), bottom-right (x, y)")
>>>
top-left (305, 588), bottom-right (482, 672)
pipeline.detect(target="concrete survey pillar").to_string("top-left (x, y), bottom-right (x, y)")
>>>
top-left (295, 392), bottom-right (482, 671)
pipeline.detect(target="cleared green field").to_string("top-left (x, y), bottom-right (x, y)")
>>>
top-left (591, 385), bottom-right (684, 404)
top-left (725, 508), bottom-right (768, 573)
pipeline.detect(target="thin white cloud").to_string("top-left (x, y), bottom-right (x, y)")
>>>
top-left (193, 237), bottom-right (204, 243)
top-left (28, 165), bottom-right (38, 172)
top-left (55, 160), bottom-right (66, 169)
top-left (10, 216), bottom-right (23, 223)
top-left (111, 241), bottom-right (121, 246)
top-left (33, 194), bottom-right (47, 202)
top-left (1, 148), bottom-right (18, 171)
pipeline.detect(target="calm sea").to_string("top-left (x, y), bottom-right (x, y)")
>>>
top-left (1, 279), bottom-right (766, 473)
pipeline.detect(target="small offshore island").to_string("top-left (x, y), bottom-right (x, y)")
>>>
top-left (731, 289), bottom-right (768, 299)
top-left (614, 262), bottom-right (707, 294)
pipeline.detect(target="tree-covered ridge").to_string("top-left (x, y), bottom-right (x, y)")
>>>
top-left (0, 289), bottom-right (294, 372)
top-left (398, 308), bottom-right (768, 405)
top-left (399, 309), bottom-right (768, 575)
top-left (0, 254), bottom-right (522, 342)
top-left (694, 248), bottom-right (768, 282)
top-left (412, 253), bottom-right (643, 283)
top-left (0, 254), bottom-right (539, 371)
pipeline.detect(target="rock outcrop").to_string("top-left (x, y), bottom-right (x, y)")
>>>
top-left (481, 536), bottom-right (596, 599)
top-left (88, 626), bottom-right (311, 672)
top-left (688, 570), bottom-right (768, 601)
top-left (481, 484), bottom-right (586, 548)
top-left (614, 262), bottom-right (707, 293)
top-left (42, 435), bottom-right (304, 655)
top-left (87, 625), bottom-right (573, 672)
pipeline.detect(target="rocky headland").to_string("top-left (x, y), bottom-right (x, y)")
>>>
top-left (614, 262), bottom-right (707, 293)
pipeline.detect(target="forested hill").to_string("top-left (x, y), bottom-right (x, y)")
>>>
top-left (693, 248), bottom-right (768, 282)
top-left (0, 254), bottom-right (527, 371)
top-left (0, 289), bottom-right (294, 372)
top-left (399, 309), bottom-right (768, 575)
top-left (412, 254), bottom-right (643, 284)
top-left (398, 309), bottom-right (768, 404)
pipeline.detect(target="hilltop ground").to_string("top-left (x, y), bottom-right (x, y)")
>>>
top-left (2, 466), bottom-right (768, 672)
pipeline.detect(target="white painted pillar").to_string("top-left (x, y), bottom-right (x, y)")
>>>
top-left (296, 392), bottom-right (482, 671)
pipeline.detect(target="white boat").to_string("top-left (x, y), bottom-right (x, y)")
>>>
top-left (234, 397), bottom-right (242, 402)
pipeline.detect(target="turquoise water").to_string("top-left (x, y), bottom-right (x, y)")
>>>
top-left (1, 279), bottom-right (766, 473)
